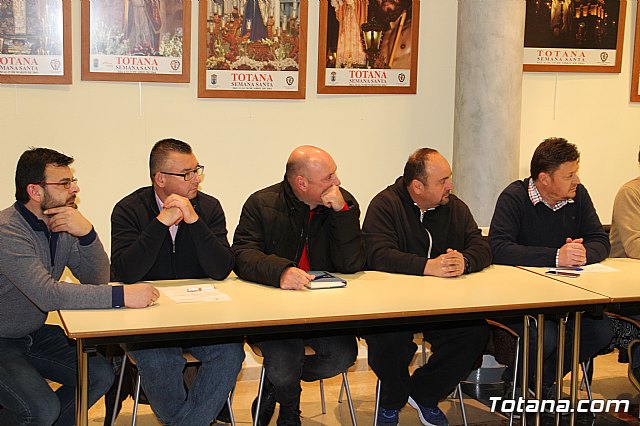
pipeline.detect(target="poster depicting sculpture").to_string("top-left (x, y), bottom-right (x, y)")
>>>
top-left (317, 0), bottom-right (419, 94)
top-left (524, 0), bottom-right (626, 72)
top-left (198, 0), bottom-right (307, 99)
top-left (82, 0), bottom-right (190, 82)
top-left (0, 0), bottom-right (71, 84)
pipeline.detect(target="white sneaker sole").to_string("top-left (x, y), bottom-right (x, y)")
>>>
top-left (407, 397), bottom-right (448, 426)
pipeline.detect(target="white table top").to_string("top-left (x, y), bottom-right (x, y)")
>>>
top-left (519, 257), bottom-right (640, 303)
top-left (59, 266), bottom-right (608, 340)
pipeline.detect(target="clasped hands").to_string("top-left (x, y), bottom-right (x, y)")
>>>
top-left (424, 248), bottom-right (465, 278)
top-left (558, 237), bottom-right (586, 267)
top-left (157, 194), bottom-right (199, 226)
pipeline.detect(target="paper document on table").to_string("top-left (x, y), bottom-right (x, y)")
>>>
top-left (579, 263), bottom-right (619, 273)
top-left (160, 284), bottom-right (231, 303)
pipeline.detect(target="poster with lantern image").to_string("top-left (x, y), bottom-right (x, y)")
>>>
top-left (523, 0), bottom-right (626, 73)
top-left (317, 0), bottom-right (419, 94)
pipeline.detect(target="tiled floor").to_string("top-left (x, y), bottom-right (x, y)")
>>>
top-left (89, 350), bottom-right (640, 425)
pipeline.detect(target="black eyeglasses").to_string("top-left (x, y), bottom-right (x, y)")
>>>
top-left (38, 178), bottom-right (78, 189)
top-left (160, 165), bottom-right (204, 181)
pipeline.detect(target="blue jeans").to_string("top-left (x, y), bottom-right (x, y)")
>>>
top-left (0, 324), bottom-right (113, 426)
top-left (253, 334), bottom-right (357, 409)
top-left (127, 341), bottom-right (245, 426)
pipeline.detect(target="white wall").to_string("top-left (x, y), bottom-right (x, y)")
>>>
top-left (1, 0), bottom-right (639, 248)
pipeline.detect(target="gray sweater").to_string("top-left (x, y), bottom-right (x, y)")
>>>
top-left (0, 203), bottom-right (112, 338)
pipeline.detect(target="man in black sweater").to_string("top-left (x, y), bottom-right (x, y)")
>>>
top-left (111, 139), bottom-right (244, 426)
top-left (362, 148), bottom-right (490, 426)
top-left (489, 137), bottom-right (612, 398)
top-left (233, 145), bottom-right (363, 426)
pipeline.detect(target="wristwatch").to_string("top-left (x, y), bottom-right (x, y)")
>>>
top-left (463, 256), bottom-right (470, 274)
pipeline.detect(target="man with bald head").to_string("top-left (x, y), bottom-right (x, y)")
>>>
top-left (363, 148), bottom-right (490, 426)
top-left (233, 145), bottom-right (364, 426)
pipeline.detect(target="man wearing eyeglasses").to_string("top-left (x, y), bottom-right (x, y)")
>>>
top-left (110, 138), bottom-right (244, 426)
top-left (0, 148), bottom-right (158, 426)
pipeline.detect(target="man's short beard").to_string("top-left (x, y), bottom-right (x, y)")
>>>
top-left (41, 191), bottom-right (76, 214)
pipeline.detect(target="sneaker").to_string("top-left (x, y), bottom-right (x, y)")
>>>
top-left (408, 397), bottom-right (448, 426)
top-left (251, 378), bottom-right (276, 426)
top-left (376, 407), bottom-right (399, 425)
top-left (628, 339), bottom-right (640, 392)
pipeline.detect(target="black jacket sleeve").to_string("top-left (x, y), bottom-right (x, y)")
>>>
top-left (111, 203), bottom-right (168, 283)
top-left (232, 194), bottom-right (294, 287)
top-left (327, 191), bottom-right (366, 273)
top-left (363, 195), bottom-right (428, 276)
top-left (187, 199), bottom-right (235, 280)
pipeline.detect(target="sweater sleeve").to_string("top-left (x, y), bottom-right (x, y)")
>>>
top-left (611, 183), bottom-right (640, 258)
top-left (111, 201), bottom-right (168, 284)
top-left (327, 191), bottom-right (366, 273)
top-left (363, 194), bottom-right (428, 276)
top-left (186, 199), bottom-right (235, 280)
top-left (579, 187), bottom-right (610, 264)
top-left (489, 188), bottom-right (557, 266)
top-left (232, 194), bottom-right (294, 287)
top-left (0, 229), bottom-right (112, 311)
top-left (66, 234), bottom-right (110, 285)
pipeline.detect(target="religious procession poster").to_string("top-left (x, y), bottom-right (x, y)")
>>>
top-left (317, 0), bottom-right (419, 94)
top-left (523, 0), bottom-right (626, 73)
top-left (630, 4), bottom-right (640, 101)
top-left (197, 0), bottom-right (307, 99)
top-left (0, 0), bottom-right (72, 84)
top-left (82, 0), bottom-right (190, 82)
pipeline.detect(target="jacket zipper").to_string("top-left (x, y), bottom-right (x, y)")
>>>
top-left (419, 209), bottom-right (433, 259)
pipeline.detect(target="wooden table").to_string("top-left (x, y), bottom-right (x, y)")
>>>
top-left (59, 266), bottom-right (609, 426)
top-left (518, 258), bottom-right (640, 424)
top-left (521, 258), bottom-right (640, 304)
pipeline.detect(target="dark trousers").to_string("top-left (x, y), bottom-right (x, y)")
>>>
top-left (254, 334), bottom-right (357, 410)
top-left (0, 325), bottom-right (113, 426)
top-left (365, 320), bottom-right (489, 409)
top-left (504, 313), bottom-right (613, 388)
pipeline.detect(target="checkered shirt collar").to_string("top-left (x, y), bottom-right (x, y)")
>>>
top-left (528, 178), bottom-right (573, 212)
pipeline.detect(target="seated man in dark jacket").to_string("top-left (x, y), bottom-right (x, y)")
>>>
top-left (362, 148), bottom-right (490, 426)
top-left (233, 145), bottom-right (364, 426)
top-left (111, 139), bottom-right (244, 426)
top-left (489, 137), bottom-right (613, 400)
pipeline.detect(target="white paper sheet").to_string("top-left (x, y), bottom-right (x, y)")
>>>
top-left (160, 284), bottom-right (231, 303)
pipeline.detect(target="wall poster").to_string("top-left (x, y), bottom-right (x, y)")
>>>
top-left (523, 0), bottom-right (626, 73)
top-left (317, 0), bottom-right (419, 94)
top-left (198, 0), bottom-right (307, 99)
top-left (0, 0), bottom-right (72, 84)
top-left (630, 3), bottom-right (640, 101)
top-left (82, 0), bottom-right (190, 82)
